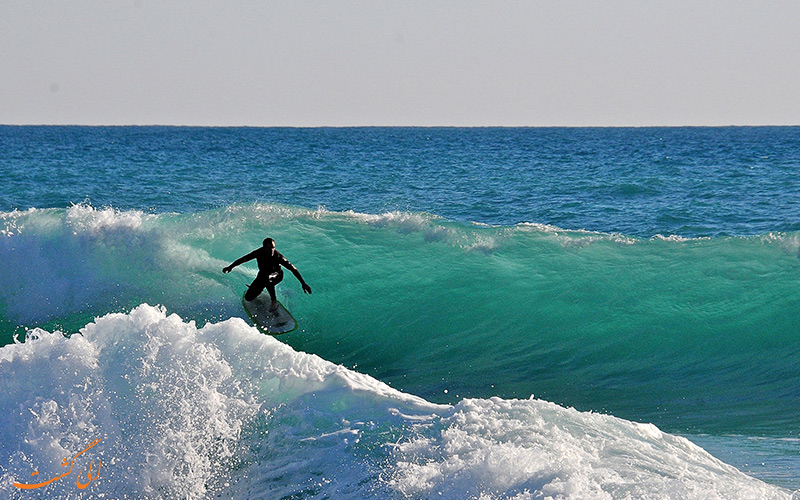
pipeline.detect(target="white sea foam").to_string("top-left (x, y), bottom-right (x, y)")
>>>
top-left (0, 305), bottom-right (791, 499)
top-left (0, 205), bottom-right (233, 325)
top-left (388, 398), bottom-right (791, 500)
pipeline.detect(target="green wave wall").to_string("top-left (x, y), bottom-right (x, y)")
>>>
top-left (2, 203), bottom-right (799, 436)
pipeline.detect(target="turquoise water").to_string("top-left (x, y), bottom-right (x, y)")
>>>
top-left (1, 126), bottom-right (799, 498)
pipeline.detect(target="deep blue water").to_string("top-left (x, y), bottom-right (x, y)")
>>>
top-left (3, 126), bottom-right (799, 237)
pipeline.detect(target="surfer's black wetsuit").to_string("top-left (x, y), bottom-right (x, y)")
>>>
top-left (222, 238), bottom-right (312, 302)
top-left (247, 248), bottom-right (291, 301)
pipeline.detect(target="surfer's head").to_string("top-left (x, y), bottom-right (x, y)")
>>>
top-left (263, 238), bottom-right (276, 252)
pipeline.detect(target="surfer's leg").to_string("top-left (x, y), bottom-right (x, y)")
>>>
top-left (265, 283), bottom-right (278, 310)
top-left (265, 273), bottom-right (283, 310)
top-left (265, 271), bottom-right (282, 310)
top-left (245, 277), bottom-right (266, 301)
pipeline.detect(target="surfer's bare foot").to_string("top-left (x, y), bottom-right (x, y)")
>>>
top-left (269, 300), bottom-right (279, 312)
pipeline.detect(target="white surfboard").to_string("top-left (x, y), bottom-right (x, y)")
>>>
top-left (242, 293), bottom-right (297, 335)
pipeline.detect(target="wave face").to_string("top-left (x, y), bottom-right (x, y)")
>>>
top-left (0, 304), bottom-right (792, 499)
top-left (2, 203), bottom-right (800, 440)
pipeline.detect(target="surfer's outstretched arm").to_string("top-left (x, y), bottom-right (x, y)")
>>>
top-left (285, 263), bottom-right (312, 294)
top-left (222, 250), bottom-right (258, 273)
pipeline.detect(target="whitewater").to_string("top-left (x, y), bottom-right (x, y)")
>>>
top-left (1, 126), bottom-right (799, 498)
top-left (1, 300), bottom-right (788, 500)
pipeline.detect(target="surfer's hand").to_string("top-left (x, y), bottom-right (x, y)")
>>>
top-left (222, 265), bottom-right (232, 274)
top-left (302, 283), bottom-right (312, 294)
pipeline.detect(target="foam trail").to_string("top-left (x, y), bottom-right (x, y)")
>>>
top-left (0, 305), bottom-right (791, 499)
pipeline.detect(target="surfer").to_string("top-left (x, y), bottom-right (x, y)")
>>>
top-left (223, 238), bottom-right (312, 309)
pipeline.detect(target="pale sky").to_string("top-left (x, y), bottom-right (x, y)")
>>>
top-left (2, 1), bottom-right (799, 127)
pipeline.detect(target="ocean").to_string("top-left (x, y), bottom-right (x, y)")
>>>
top-left (0, 125), bottom-right (798, 499)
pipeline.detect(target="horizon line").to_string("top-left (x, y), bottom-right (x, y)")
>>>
top-left (2, 123), bottom-right (799, 129)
